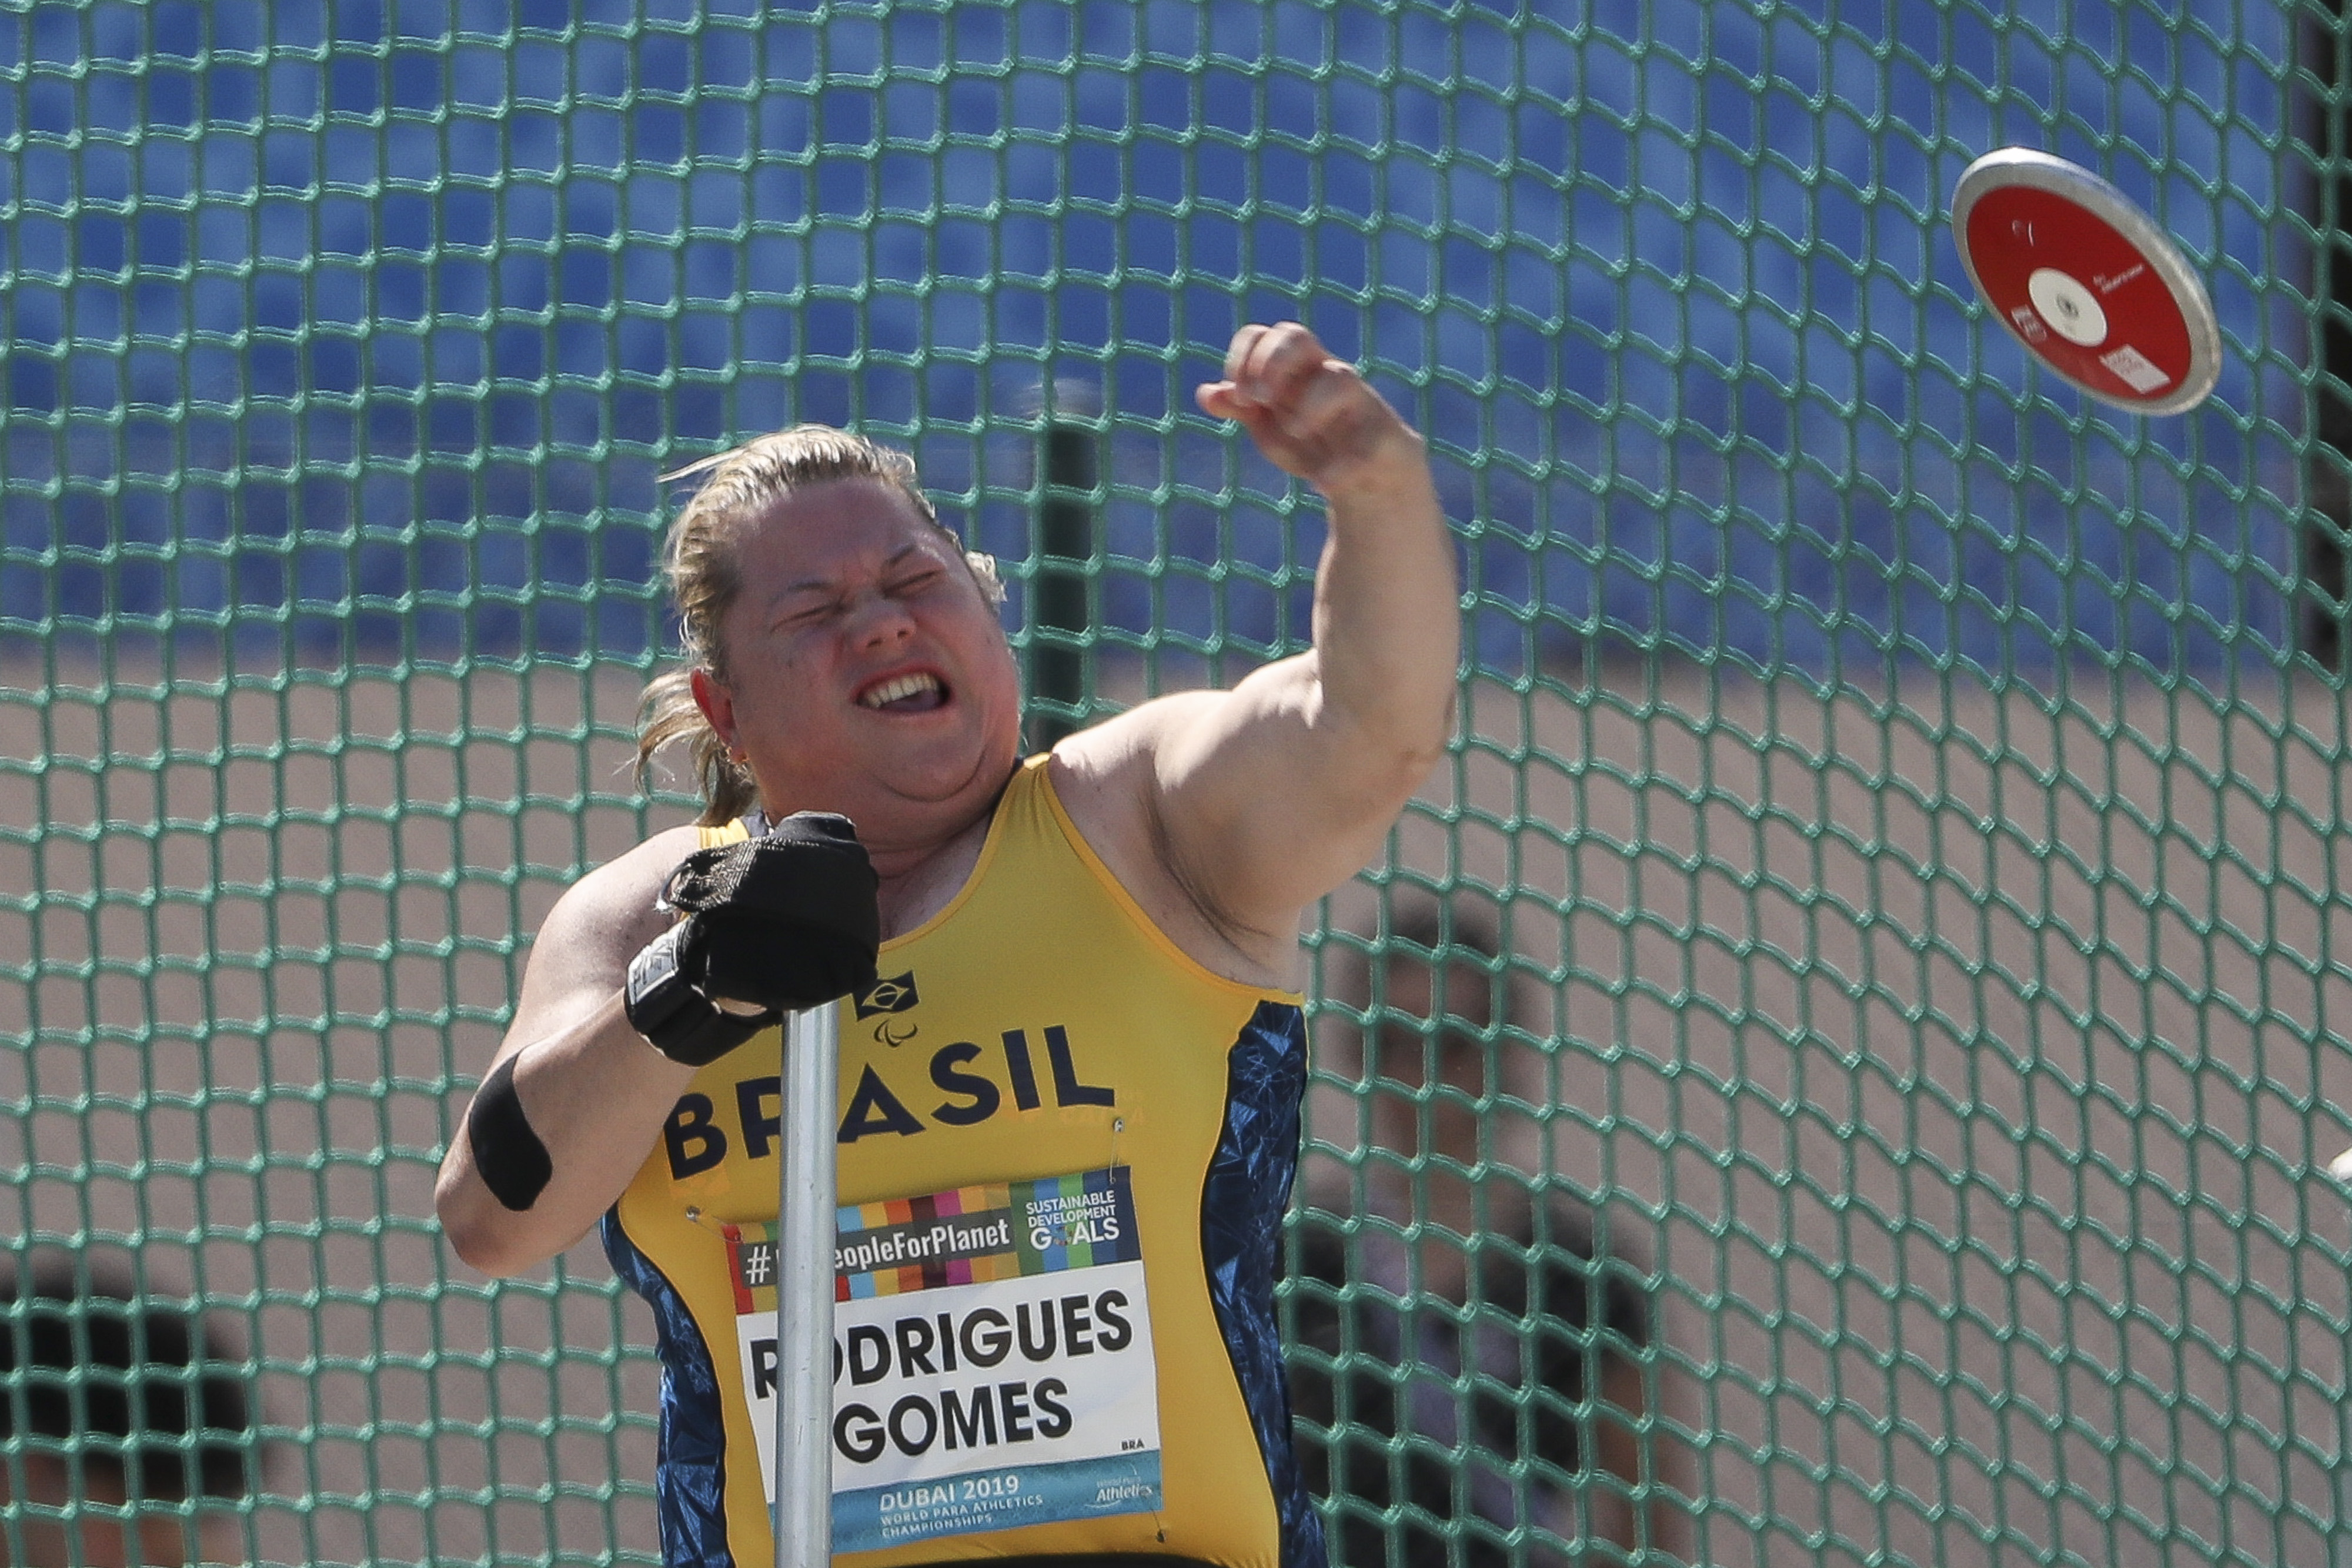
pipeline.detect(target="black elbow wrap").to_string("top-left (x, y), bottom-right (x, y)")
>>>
top-left (467, 1053), bottom-right (554, 1212)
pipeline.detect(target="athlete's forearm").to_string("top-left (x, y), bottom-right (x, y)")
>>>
top-left (435, 994), bottom-right (699, 1276)
top-left (1307, 433), bottom-right (1459, 772)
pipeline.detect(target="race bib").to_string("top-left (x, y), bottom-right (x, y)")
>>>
top-left (726, 1166), bottom-right (1164, 1553)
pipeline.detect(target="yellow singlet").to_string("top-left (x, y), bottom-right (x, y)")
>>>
top-left (602, 754), bottom-right (1324, 1568)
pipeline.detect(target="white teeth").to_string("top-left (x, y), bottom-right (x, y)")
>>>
top-left (860, 673), bottom-right (940, 708)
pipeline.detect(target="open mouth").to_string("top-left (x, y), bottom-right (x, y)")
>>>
top-left (857, 671), bottom-right (948, 713)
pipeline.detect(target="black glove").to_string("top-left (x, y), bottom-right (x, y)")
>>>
top-left (623, 813), bottom-right (881, 1066)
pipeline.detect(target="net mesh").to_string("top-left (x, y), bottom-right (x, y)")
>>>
top-left (1, 0), bottom-right (2341, 1564)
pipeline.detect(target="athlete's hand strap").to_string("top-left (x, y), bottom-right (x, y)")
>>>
top-left (624, 813), bottom-right (881, 1068)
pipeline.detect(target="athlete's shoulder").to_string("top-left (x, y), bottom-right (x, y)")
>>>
top-left (1056, 688), bottom-right (1231, 770)
top-left (497, 822), bottom-right (711, 1061)
top-left (1040, 716), bottom-right (1301, 990)
top-left (1048, 686), bottom-right (1273, 850)
top-left (536, 822), bottom-right (708, 967)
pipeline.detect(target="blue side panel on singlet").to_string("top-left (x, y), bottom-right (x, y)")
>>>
top-left (1198, 1001), bottom-right (1329, 1568)
top-left (602, 1211), bottom-right (736, 1568)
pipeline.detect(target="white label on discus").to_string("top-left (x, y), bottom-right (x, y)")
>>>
top-left (2027, 266), bottom-right (2109, 346)
top-left (2098, 344), bottom-right (2172, 393)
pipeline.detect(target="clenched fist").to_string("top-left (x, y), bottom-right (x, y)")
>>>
top-left (623, 812), bottom-right (881, 1066)
top-left (1195, 322), bottom-right (1426, 499)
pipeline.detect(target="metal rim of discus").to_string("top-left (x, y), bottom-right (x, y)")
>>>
top-left (1949, 147), bottom-right (2221, 417)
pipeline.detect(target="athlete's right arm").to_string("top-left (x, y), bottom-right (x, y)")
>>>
top-left (435, 826), bottom-right (708, 1277)
top-left (437, 815), bottom-right (884, 1275)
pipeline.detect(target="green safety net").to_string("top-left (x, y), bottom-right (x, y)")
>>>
top-left (2, 1), bottom-right (2343, 1564)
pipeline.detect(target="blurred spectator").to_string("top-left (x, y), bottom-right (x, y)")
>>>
top-left (1289, 899), bottom-right (1686, 1566)
top-left (0, 1255), bottom-right (263, 1568)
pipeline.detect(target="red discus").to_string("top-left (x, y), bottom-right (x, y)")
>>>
top-left (1950, 148), bottom-right (2220, 415)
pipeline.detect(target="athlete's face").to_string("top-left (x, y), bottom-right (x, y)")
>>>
top-left (696, 478), bottom-right (1023, 852)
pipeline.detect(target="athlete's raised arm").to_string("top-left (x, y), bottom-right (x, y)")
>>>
top-left (1054, 323), bottom-right (1458, 980)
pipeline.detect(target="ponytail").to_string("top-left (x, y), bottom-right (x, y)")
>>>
top-left (634, 667), bottom-right (759, 827)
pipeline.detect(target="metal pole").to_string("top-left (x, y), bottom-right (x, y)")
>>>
top-left (1028, 388), bottom-right (1100, 753)
top-left (775, 1002), bottom-right (838, 1567)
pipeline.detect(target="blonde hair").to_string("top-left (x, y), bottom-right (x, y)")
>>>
top-left (634, 425), bottom-right (1004, 825)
